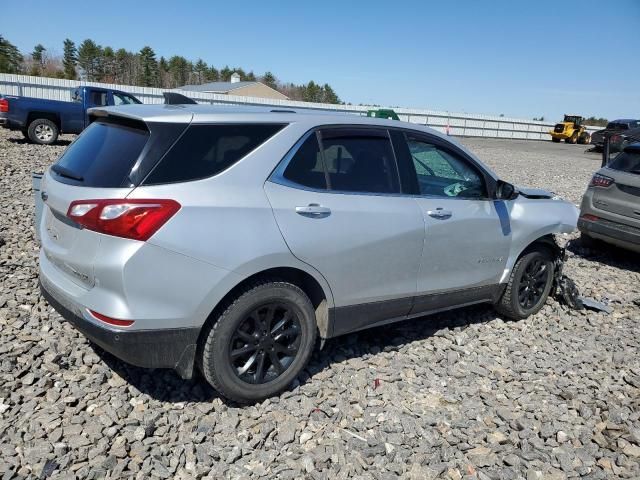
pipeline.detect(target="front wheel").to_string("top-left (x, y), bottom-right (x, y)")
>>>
top-left (27, 118), bottom-right (59, 145)
top-left (495, 249), bottom-right (554, 320)
top-left (566, 133), bottom-right (578, 144)
top-left (200, 280), bottom-right (317, 403)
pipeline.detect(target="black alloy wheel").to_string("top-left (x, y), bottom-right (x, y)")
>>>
top-left (229, 302), bottom-right (301, 384)
top-left (517, 257), bottom-right (549, 310)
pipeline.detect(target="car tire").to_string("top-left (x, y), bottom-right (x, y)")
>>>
top-left (27, 118), bottom-right (59, 145)
top-left (200, 279), bottom-right (317, 403)
top-left (551, 137), bottom-right (561, 143)
top-left (495, 249), bottom-right (554, 320)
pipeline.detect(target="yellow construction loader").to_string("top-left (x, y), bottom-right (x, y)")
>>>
top-left (549, 115), bottom-right (591, 144)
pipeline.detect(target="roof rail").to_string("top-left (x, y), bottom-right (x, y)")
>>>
top-left (270, 109), bottom-right (296, 113)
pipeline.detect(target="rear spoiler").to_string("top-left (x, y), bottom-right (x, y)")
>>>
top-left (163, 92), bottom-right (197, 105)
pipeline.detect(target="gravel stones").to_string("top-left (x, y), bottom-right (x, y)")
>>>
top-left (0, 130), bottom-right (638, 478)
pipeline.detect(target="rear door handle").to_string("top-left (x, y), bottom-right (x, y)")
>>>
top-left (427, 208), bottom-right (452, 220)
top-left (295, 204), bottom-right (331, 217)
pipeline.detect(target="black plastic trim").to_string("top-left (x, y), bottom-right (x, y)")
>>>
top-left (329, 284), bottom-right (501, 338)
top-left (40, 281), bottom-right (200, 379)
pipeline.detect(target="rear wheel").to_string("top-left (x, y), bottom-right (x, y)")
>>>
top-left (27, 118), bottom-right (59, 145)
top-left (495, 249), bottom-right (554, 320)
top-left (566, 132), bottom-right (578, 144)
top-left (200, 280), bottom-right (317, 403)
top-left (578, 132), bottom-right (590, 145)
top-left (551, 137), bottom-right (561, 143)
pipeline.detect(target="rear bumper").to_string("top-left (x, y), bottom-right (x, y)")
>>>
top-left (0, 115), bottom-right (22, 129)
top-left (578, 216), bottom-right (640, 250)
top-left (40, 277), bottom-right (200, 379)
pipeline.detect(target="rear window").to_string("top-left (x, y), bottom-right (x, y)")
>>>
top-left (144, 123), bottom-right (285, 185)
top-left (609, 151), bottom-right (640, 174)
top-left (607, 122), bottom-right (628, 130)
top-left (53, 121), bottom-right (149, 187)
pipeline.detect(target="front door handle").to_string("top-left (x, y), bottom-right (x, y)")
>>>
top-left (295, 204), bottom-right (331, 217)
top-left (427, 208), bottom-right (452, 220)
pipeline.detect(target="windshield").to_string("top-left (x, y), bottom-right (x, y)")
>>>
top-left (609, 150), bottom-right (640, 174)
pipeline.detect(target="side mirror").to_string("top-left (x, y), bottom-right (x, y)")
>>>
top-left (496, 180), bottom-right (519, 200)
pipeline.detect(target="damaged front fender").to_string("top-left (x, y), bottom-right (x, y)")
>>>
top-left (499, 193), bottom-right (579, 283)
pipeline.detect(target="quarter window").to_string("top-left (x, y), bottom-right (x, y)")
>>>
top-left (144, 123), bottom-right (285, 184)
top-left (406, 135), bottom-right (486, 198)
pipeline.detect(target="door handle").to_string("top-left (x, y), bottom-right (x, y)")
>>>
top-left (295, 204), bottom-right (331, 217)
top-left (427, 208), bottom-right (452, 220)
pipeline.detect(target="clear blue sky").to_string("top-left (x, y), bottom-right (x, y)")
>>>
top-left (4, 0), bottom-right (640, 120)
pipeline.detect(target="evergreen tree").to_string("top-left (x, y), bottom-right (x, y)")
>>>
top-left (322, 83), bottom-right (340, 104)
top-left (101, 47), bottom-right (116, 82)
top-left (0, 35), bottom-right (23, 74)
top-left (205, 66), bottom-right (219, 82)
top-left (246, 71), bottom-right (256, 81)
top-left (138, 46), bottom-right (158, 86)
top-left (77, 39), bottom-right (102, 81)
top-left (31, 44), bottom-right (46, 75)
top-left (168, 55), bottom-right (190, 87)
top-left (62, 39), bottom-right (77, 79)
top-left (219, 65), bottom-right (232, 81)
top-left (261, 72), bottom-right (277, 90)
top-left (193, 59), bottom-right (208, 84)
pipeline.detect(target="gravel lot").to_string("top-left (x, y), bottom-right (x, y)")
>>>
top-left (1, 129), bottom-right (639, 480)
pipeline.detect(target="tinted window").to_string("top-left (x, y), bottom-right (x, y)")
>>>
top-left (144, 124), bottom-right (285, 184)
top-left (406, 135), bottom-right (486, 198)
top-left (282, 134), bottom-right (327, 189)
top-left (319, 129), bottom-right (400, 194)
top-left (53, 121), bottom-right (149, 187)
top-left (609, 151), bottom-right (640, 174)
top-left (89, 91), bottom-right (108, 106)
top-left (113, 92), bottom-right (140, 105)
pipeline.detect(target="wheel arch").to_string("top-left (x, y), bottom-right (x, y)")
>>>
top-left (27, 111), bottom-right (61, 130)
top-left (196, 265), bottom-right (334, 354)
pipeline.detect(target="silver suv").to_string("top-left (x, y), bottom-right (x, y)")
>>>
top-left (579, 143), bottom-right (640, 252)
top-left (39, 105), bottom-right (578, 402)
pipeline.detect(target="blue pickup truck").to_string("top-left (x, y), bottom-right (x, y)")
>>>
top-left (0, 86), bottom-right (141, 145)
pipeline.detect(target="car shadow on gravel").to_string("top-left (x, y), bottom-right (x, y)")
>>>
top-left (89, 304), bottom-right (498, 406)
top-left (7, 137), bottom-right (72, 146)
top-left (567, 239), bottom-right (640, 273)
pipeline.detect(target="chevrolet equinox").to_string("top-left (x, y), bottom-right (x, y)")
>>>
top-left (39, 105), bottom-right (578, 402)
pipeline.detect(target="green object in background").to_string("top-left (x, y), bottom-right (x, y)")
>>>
top-left (366, 109), bottom-right (399, 120)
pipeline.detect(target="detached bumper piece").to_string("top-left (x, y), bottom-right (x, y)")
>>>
top-left (40, 281), bottom-right (200, 379)
top-left (551, 247), bottom-right (613, 314)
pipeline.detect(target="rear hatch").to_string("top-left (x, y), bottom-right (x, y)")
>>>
top-left (41, 114), bottom-right (188, 288)
top-left (592, 148), bottom-right (640, 224)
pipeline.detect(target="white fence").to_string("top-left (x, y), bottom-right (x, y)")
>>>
top-left (0, 73), bottom-right (601, 139)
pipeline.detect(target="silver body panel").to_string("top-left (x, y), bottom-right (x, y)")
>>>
top-left (39, 104), bottom-right (578, 346)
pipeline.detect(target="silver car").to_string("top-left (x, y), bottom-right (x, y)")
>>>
top-left (39, 105), bottom-right (578, 402)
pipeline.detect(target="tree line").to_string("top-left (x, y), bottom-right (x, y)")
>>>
top-left (0, 35), bottom-right (341, 104)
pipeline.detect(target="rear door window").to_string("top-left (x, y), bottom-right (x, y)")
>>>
top-left (282, 134), bottom-right (327, 190)
top-left (318, 128), bottom-right (400, 194)
top-left (52, 120), bottom-right (149, 187)
top-left (144, 123), bottom-right (285, 185)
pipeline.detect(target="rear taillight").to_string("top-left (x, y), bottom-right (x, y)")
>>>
top-left (580, 214), bottom-right (599, 222)
top-left (67, 199), bottom-right (180, 241)
top-left (610, 134), bottom-right (621, 144)
top-left (589, 173), bottom-right (614, 188)
top-left (0, 98), bottom-right (8, 113)
top-left (88, 309), bottom-right (134, 327)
